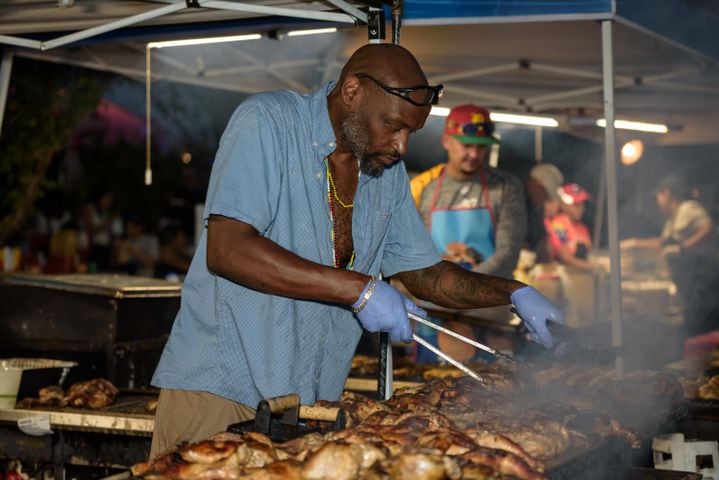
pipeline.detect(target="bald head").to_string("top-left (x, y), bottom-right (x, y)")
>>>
top-left (327, 44), bottom-right (432, 176)
top-left (339, 44), bottom-right (428, 87)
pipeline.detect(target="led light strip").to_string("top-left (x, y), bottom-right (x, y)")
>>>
top-left (596, 118), bottom-right (668, 133)
top-left (147, 33), bottom-right (262, 49)
top-left (430, 107), bottom-right (558, 128)
top-left (286, 27), bottom-right (338, 37)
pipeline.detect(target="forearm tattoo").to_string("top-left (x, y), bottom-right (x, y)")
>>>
top-left (399, 261), bottom-right (520, 309)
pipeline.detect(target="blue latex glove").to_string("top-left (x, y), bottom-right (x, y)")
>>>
top-left (353, 278), bottom-right (425, 343)
top-left (510, 286), bottom-right (564, 348)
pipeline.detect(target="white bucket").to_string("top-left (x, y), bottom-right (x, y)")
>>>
top-left (0, 364), bottom-right (23, 409)
top-left (0, 358), bottom-right (77, 409)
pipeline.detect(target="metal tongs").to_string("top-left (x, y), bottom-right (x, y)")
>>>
top-left (545, 319), bottom-right (620, 364)
top-left (409, 313), bottom-right (528, 382)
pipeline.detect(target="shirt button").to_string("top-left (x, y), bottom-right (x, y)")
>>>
top-left (312, 142), bottom-right (318, 147)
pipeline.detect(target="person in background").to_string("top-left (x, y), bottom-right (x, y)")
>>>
top-left (622, 174), bottom-right (719, 336)
top-left (546, 183), bottom-right (594, 271)
top-left (524, 163), bottom-right (564, 264)
top-left (149, 44), bottom-right (562, 457)
top-left (81, 191), bottom-right (123, 271)
top-left (112, 214), bottom-right (159, 277)
top-left (45, 218), bottom-right (85, 273)
top-left (30, 191), bottom-right (73, 270)
top-left (409, 104), bottom-right (527, 363)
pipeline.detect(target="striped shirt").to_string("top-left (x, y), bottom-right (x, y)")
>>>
top-left (152, 82), bottom-right (440, 407)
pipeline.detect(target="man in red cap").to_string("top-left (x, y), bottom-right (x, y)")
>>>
top-left (546, 182), bottom-right (594, 270)
top-left (409, 104), bottom-right (527, 363)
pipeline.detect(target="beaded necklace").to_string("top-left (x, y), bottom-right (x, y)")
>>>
top-left (325, 158), bottom-right (360, 269)
top-left (327, 165), bottom-right (354, 208)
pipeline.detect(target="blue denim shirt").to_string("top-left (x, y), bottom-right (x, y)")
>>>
top-left (152, 82), bottom-right (440, 407)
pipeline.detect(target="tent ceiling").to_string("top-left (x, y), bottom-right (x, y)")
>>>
top-left (1, 1), bottom-right (718, 146)
top-left (0, 1), bottom-right (363, 36)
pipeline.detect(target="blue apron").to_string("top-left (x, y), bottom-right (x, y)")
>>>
top-left (414, 167), bottom-right (497, 364)
top-left (428, 167), bottom-right (496, 262)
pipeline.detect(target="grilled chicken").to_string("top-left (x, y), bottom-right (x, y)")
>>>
top-left (17, 378), bottom-right (119, 410)
top-left (131, 363), bottom-right (680, 479)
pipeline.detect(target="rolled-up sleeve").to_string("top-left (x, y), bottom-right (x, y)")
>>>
top-left (203, 98), bottom-right (283, 233)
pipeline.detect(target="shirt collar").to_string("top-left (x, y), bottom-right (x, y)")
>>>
top-left (310, 81), bottom-right (337, 161)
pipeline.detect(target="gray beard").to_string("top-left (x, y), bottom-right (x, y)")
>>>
top-left (339, 114), bottom-right (383, 178)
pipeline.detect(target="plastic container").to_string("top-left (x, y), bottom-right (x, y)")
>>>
top-left (0, 363), bottom-right (23, 408)
top-left (653, 433), bottom-right (719, 480)
top-left (0, 358), bottom-right (77, 409)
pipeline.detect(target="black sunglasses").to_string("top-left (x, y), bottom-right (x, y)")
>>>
top-left (355, 73), bottom-right (444, 107)
top-left (461, 122), bottom-right (495, 136)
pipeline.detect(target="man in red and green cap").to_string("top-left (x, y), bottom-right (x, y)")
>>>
top-left (409, 104), bottom-right (527, 363)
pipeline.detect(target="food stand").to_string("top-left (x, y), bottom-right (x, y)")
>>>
top-left (0, 273), bottom-right (181, 390)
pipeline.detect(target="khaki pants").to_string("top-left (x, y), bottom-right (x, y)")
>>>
top-left (149, 389), bottom-right (255, 459)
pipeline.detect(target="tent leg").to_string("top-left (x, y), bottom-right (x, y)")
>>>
top-left (601, 19), bottom-right (624, 375)
top-left (0, 48), bottom-right (14, 138)
top-left (593, 158), bottom-right (606, 248)
top-left (534, 126), bottom-right (542, 162)
top-left (145, 45), bottom-right (152, 186)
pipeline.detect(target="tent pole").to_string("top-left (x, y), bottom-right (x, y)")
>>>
top-left (601, 19), bottom-right (624, 375)
top-left (145, 45), bottom-right (153, 186)
top-left (593, 160), bottom-right (606, 249)
top-left (0, 49), bottom-right (13, 139)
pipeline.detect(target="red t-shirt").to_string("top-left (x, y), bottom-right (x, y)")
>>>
top-left (545, 213), bottom-right (592, 261)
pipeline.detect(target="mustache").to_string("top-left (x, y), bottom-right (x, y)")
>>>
top-left (371, 151), bottom-right (400, 162)
top-left (360, 152), bottom-right (400, 177)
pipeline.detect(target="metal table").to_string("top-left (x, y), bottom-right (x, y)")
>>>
top-left (0, 396), bottom-right (154, 478)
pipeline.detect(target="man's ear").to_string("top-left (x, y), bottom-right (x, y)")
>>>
top-left (440, 133), bottom-right (452, 150)
top-left (341, 74), bottom-right (362, 106)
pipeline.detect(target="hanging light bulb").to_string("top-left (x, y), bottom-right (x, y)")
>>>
top-left (621, 139), bottom-right (644, 165)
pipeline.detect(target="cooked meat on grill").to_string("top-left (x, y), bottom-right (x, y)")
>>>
top-left (131, 432), bottom-right (278, 479)
top-left (362, 409), bottom-right (454, 432)
top-left (64, 378), bottom-right (119, 409)
top-left (167, 453), bottom-right (242, 480)
top-left (461, 447), bottom-right (547, 480)
top-left (145, 397), bottom-right (159, 413)
top-left (678, 374), bottom-right (719, 400)
top-left (312, 390), bottom-right (394, 427)
top-left (592, 415), bottom-right (642, 448)
top-left (301, 442), bottom-right (365, 480)
top-left (457, 461), bottom-right (502, 480)
top-left (132, 361), bottom-right (683, 479)
top-left (392, 364), bottom-right (432, 379)
top-left (276, 432), bottom-right (328, 461)
top-left (17, 378), bottom-right (119, 410)
top-left (240, 459), bottom-right (303, 480)
top-left (38, 385), bottom-right (66, 405)
top-left (464, 430), bottom-right (544, 473)
top-left (422, 365), bottom-right (466, 380)
top-left (351, 355), bottom-right (379, 376)
top-left (699, 383), bottom-right (719, 400)
top-left (474, 418), bottom-right (574, 461)
top-left (176, 437), bottom-right (243, 464)
top-left (243, 431), bottom-right (280, 467)
top-left (381, 450), bottom-right (456, 480)
top-left (415, 427), bottom-right (478, 455)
